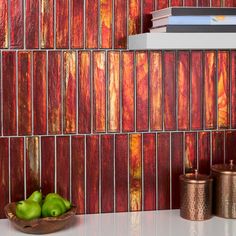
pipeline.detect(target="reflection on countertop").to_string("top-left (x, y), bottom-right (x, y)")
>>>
top-left (1, 210), bottom-right (236, 236)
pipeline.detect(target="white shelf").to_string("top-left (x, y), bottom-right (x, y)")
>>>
top-left (128, 33), bottom-right (236, 50)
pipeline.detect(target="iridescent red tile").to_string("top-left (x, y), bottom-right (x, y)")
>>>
top-left (10, 0), bottom-right (23, 48)
top-left (2, 52), bottom-right (17, 136)
top-left (41, 137), bottom-right (55, 194)
top-left (185, 132), bottom-right (197, 173)
top-left (78, 51), bottom-right (91, 133)
top-left (142, 0), bottom-right (154, 33)
top-left (26, 137), bottom-right (40, 197)
top-left (212, 131), bottom-right (224, 165)
top-left (101, 135), bottom-right (114, 213)
top-left (136, 52), bottom-right (149, 131)
top-left (211, 0), bottom-right (221, 6)
top-left (164, 51), bottom-right (176, 130)
top-left (86, 0), bottom-right (98, 48)
top-left (204, 51), bottom-right (216, 129)
top-left (143, 133), bottom-right (156, 211)
top-left (71, 136), bottom-right (85, 214)
top-left (18, 52), bottom-right (32, 135)
top-left (48, 51), bottom-right (62, 134)
top-left (191, 51), bottom-right (203, 130)
top-left (0, 138), bottom-right (9, 218)
top-left (114, 0), bottom-right (127, 48)
top-left (156, 0), bottom-right (168, 10)
top-left (129, 134), bottom-right (142, 211)
top-left (232, 51), bottom-right (236, 128)
top-left (93, 51), bottom-right (106, 132)
top-left (198, 0), bottom-right (210, 6)
top-left (150, 51), bottom-right (162, 131)
top-left (217, 51), bottom-right (229, 129)
top-left (0, 0), bottom-right (8, 48)
top-left (86, 136), bottom-right (99, 214)
top-left (177, 51), bottom-right (190, 130)
top-left (158, 133), bottom-right (170, 210)
top-left (10, 138), bottom-right (24, 202)
top-left (129, 0), bottom-right (141, 35)
top-left (184, 0), bottom-right (197, 5)
top-left (71, 0), bottom-right (84, 48)
top-left (41, 0), bottom-right (54, 48)
top-left (56, 0), bottom-right (69, 48)
top-left (100, 0), bottom-right (112, 48)
top-left (33, 52), bottom-right (47, 134)
top-left (122, 52), bottom-right (135, 132)
top-left (56, 136), bottom-right (70, 200)
top-left (115, 134), bottom-right (128, 212)
top-left (171, 0), bottom-right (183, 6)
top-left (26, 0), bottom-right (39, 48)
top-left (63, 51), bottom-right (76, 134)
top-left (108, 51), bottom-right (120, 132)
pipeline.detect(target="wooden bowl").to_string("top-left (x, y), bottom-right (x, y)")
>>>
top-left (4, 202), bottom-right (77, 234)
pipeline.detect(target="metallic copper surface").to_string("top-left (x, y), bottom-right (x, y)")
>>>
top-left (185, 132), bottom-right (197, 173)
top-left (63, 51), bottom-right (76, 133)
top-left (212, 161), bottom-right (236, 218)
top-left (108, 51), bottom-right (120, 132)
top-left (129, 134), bottom-right (142, 211)
top-left (18, 52), bottom-right (32, 135)
top-left (225, 131), bottom-right (236, 163)
top-left (0, 0), bottom-right (8, 48)
top-left (71, 0), bottom-right (84, 48)
top-left (78, 51), bottom-right (91, 133)
top-left (150, 51), bottom-right (162, 131)
top-left (218, 51), bottom-right (229, 128)
top-left (100, 0), bottom-right (112, 48)
top-left (93, 51), bottom-right (106, 132)
top-left (136, 52), bottom-right (148, 131)
top-left (180, 171), bottom-right (213, 221)
top-left (41, 0), bottom-right (54, 48)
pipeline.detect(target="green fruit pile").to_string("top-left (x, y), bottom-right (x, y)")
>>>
top-left (15, 191), bottom-right (72, 220)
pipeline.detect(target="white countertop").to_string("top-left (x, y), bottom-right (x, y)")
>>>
top-left (1, 210), bottom-right (236, 236)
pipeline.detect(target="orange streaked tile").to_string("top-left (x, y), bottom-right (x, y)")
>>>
top-left (136, 52), bottom-right (148, 131)
top-left (114, 0), bottom-right (127, 48)
top-left (150, 51), bottom-right (162, 130)
top-left (86, 0), bottom-right (98, 48)
top-left (129, 134), bottom-right (142, 211)
top-left (156, 0), bottom-right (168, 9)
top-left (185, 132), bottom-right (197, 173)
top-left (100, 0), bottom-right (112, 48)
top-left (122, 52), bottom-right (135, 132)
top-left (217, 51), bottom-right (229, 129)
top-left (204, 51), bottom-right (216, 129)
top-left (18, 52), bottom-right (32, 135)
top-left (129, 0), bottom-right (141, 35)
top-left (108, 51), bottom-right (120, 132)
top-left (0, 0), bottom-right (8, 48)
top-left (71, 0), bottom-right (84, 48)
top-left (177, 51), bottom-right (190, 130)
top-left (232, 51), bottom-right (236, 128)
top-left (63, 51), bottom-right (76, 133)
top-left (78, 51), bottom-right (91, 133)
top-left (41, 0), bottom-right (54, 48)
top-left (93, 51), bottom-right (106, 132)
top-left (26, 137), bottom-right (40, 197)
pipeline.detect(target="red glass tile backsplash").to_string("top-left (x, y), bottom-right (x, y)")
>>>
top-left (0, 1), bottom-right (236, 219)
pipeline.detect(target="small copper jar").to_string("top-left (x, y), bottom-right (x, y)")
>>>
top-left (211, 160), bottom-right (236, 218)
top-left (179, 170), bottom-right (213, 221)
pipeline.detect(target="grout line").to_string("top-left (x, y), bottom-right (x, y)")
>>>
top-left (141, 133), bottom-right (144, 211)
top-left (120, 51), bottom-right (123, 133)
top-left (46, 51), bottom-right (49, 135)
top-left (175, 50), bottom-right (178, 131)
top-left (90, 51), bottom-right (94, 133)
top-left (229, 50), bottom-right (232, 129)
top-left (99, 135), bottom-right (102, 213)
top-left (61, 51), bottom-right (64, 134)
top-left (0, 51), bottom-right (3, 135)
top-left (183, 132), bottom-right (186, 174)
top-left (24, 137), bottom-right (26, 199)
top-left (155, 133), bottom-right (158, 210)
top-left (68, 0), bottom-right (71, 49)
top-left (126, 0), bottom-right (129, 49)
top-left (224, 130), bottom-right (226, 164)
top-left (84, 135), bottom-right (87, 214)
top-left (216, 50), bottom-right (219, 130)
top-left (69, 135), bottom-right (72, 202)
top-left (162, 51), bottom-right (165, 131)
top-left (127, 134), bottom-right (130, 212)
top-left (31, 51), bottom-right (34, 135)
top-left (210, 131), bottom-right (213, 167)
top-left (169, 132), bottom-right (172, 209)
top-left (111, 0), bottom-right (114, 49)
top-left (196, 132), bottom-right (199, 170)
top-left (140, 0), bottom-right (143, 33)
top-left (113, 134), bottom-right (116, 212)
top-left (16, 52), bottom-right (19, 136)
top-left (105, 51), bottom-right (108, 133)
top-left (54, 136), bottom-right (57, 193)
top-left (23, 0), bottom-right (26, 49)
top-left (76, 51), bottom-right (79, 134)
top-left (7, 0), bottom-right (10, 48)
top-left (189, 51), bottom-right (192, 130)
top-left (147, 51), bottom-right (151, 132)
top-left (8, 138), bottom-right (11, 202)
top-left (202, 50), bottom-right (206, 130)
top-left (38, 0), bottom-right (41, 49)
top-left (0, 48), bottom-right (125, 52)
top-left (54, 0), bottom-right (56, 49)
top-left (39, 136), bottom-right (42, 190)
top-left (134, 52), bottom-right (137, 132)
top-left (98, 0), bottom-right (101, 49)
top-left (83, 0), bottom-right (86, 49)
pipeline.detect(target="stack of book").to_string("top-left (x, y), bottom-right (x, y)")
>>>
top-left (150, 7), bottom-right (236, 33)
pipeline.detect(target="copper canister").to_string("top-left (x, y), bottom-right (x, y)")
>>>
top-left (179, 170), bottom-right (213, 221)
top-left (211, 160), bottom-right (236, 218)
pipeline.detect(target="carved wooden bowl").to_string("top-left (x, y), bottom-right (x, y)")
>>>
top-left (4, 202), bottom-right (77, 234)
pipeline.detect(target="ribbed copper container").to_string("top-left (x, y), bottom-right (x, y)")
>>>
top-left (211, 160), bottom-right (236, 218)
top-left (179, 170), bottom-right (213, 221)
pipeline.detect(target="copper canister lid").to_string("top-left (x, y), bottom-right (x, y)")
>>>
top-left (179, 169), bottom-right (213, 184)
top-left (211, 160), bottom-right (236, 175)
